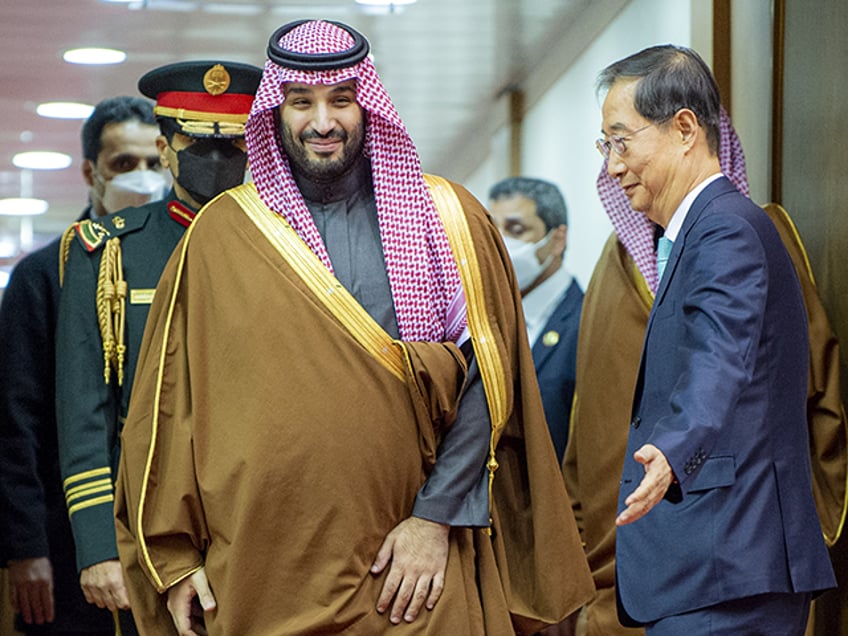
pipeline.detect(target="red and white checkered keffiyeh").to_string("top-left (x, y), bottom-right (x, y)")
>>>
top-left (246, 20), bottom-right (464, 343)
top-left (596, 106), bottom-right (750, 293)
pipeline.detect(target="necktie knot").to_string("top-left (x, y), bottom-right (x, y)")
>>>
top-left (657, 236), bottom-right (673, 282)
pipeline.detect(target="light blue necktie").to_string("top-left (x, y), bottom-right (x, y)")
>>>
top-left (656, 236), bottom-right (673, 282)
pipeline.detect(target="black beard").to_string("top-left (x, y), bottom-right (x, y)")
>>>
top-left (280, 122), bottom-right (364, 183)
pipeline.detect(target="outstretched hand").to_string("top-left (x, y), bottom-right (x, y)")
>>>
top-left (371, 516), bottom-right (449, 624)
top-left (166, 567), bottom-right (217, 636)
top-left (616, 443), bottom-right (675, 526)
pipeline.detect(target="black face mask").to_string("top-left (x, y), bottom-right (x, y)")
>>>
top-left (175, 139), bottom-right (248, 206)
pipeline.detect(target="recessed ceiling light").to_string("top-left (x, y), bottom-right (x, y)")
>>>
top-left (63, 47), bottom-right (127, 65)
top-left (0, 270), bottom-right (10, 288)
top-left (12, 151), bottom-right (73, 170)
top-left (202, 3), bottom-right (263, 15)
top-left (0, 198), bottom-right (49, 216)
top-left (36, 102), bottom-right (95, 119)
top-left (356, 0), bottom-right (417, 4)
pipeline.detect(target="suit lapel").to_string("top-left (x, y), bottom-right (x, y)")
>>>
top-left (634, 176), bottom-right (736, 415)
top-left (531, 280), bottom-right (580, 369)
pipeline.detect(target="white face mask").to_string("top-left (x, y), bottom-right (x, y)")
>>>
top-left (96, 169), bottom-right (170, 214)
top-left (501, 234), bottom-right (550, 290)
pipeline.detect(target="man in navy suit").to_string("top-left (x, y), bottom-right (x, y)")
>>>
top-left (597, 45), bottom-right (835, 634)
top-left (489, 177), bottom-right (583, 463)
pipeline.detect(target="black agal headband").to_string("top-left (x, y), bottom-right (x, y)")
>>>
top-left (266, 20), bottom-right (370, 71)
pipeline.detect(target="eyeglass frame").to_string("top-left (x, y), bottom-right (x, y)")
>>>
top-left (595, 123), bottom-right (656, 160)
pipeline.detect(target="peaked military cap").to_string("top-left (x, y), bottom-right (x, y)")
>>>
top-left (138, 60), bottom-right (262, 139)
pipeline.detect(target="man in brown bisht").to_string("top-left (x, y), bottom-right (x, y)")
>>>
top-left (563, 107), bottom-right (847, 636)
top-left (115, 19), bottom-right (593, 635)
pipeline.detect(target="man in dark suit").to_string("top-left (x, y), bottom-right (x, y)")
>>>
top-left (0, 96), bottom-right (163, 635)
top-left (596, 44), bottom-right (835, 634)
top-left (489, 177), bottom-right (582, 463)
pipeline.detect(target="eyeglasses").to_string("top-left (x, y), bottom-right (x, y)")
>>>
top-left (595, 123), bottom-right (654, 160)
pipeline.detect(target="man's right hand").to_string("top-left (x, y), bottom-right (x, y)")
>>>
top-left (8, 557), bottom-right (55, 625)
top-left (166, 567), bottom-right (217, 636)
top-left (79, 559), bottom-right (130, 611)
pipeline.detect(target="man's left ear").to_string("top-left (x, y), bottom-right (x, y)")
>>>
top-left (675, 108), bottom-right (700, 146)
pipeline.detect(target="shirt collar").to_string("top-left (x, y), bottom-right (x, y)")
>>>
top-left (664, 172), bottom-right (723, 242)
top-left (523, 265), bottom-right (573, 344)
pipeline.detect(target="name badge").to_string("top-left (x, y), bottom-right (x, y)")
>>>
top-left (130, 289), bottom-right (156, 305)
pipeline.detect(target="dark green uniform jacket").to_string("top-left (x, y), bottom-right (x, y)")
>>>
top-left (56, 191), bottom-right (195, 571)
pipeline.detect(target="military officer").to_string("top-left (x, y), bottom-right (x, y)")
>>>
top-left (54, 60), bottom-right (262, 633)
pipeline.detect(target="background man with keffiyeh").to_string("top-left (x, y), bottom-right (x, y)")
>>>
top-left (563, 45), bottom-right (841, 635)
top-left (114, 19), bottom-right (593, 635)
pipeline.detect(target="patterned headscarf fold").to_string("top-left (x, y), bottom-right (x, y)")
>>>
top-left (247, 20), bottom-right (464, 342)
top-left (596, 106), bottom-right (750, 293)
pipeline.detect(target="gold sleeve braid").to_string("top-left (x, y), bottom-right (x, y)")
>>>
top-left (96, 237), bottom-right (127, 386)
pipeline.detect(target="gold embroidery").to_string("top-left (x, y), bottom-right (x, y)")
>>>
top-left (424, 174), bottom-right (509, 530)
top-left (230, 185), bottom-right (405, 382)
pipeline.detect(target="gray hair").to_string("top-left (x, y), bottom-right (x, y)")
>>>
top-left (596, 44), bottom-right (721, 155)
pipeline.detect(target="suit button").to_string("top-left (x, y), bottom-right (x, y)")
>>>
top-left (631, 416), bottom-right (641, 429)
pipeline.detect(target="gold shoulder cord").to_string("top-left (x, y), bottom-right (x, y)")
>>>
top-left (97, 238), bottom-right (127, 385)
top-left (229, 184), bottom-right (406, 382)
top-left (423, 174), bottom-right (508, 527)
top-left (58, 225), bottom-right (76, 287)
top-left (58, 227), bottom-right (127, 385)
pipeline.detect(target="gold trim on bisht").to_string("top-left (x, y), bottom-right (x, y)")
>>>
top-left (424, 173), bottom-right (508, 528)
top-left (229, 184), bottom-right (406, 382)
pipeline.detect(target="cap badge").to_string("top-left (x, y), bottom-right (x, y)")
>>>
top-left (203, 64), bottom-right (231, 96)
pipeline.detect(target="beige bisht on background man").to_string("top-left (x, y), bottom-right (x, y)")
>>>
top-left (563, 108), bottom-right (847, 636)
top-left (116, 19), bottom-right (593, 635)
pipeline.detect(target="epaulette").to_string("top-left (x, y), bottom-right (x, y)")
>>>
top-left (72, 219), bottom-right (111, 253)
top-left (72, 209), bottom-right (152, 253)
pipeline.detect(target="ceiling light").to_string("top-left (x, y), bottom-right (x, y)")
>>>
top-left (63, 47), bottom-right (127, 65)
top-left (0, 198), bottom-right (49, 216)
top-left (139, 1), bottom-right (198, 11)
top-left (202, 3), bottom-right (263, 15)
top-left (356, 0), bottom-right (417, 4)
top-left (36, 102), bottom-right (95, 119)
top-left (12, 151), bottom-right (73, 170)
top-left (0, 270), bottom-right (9, 288)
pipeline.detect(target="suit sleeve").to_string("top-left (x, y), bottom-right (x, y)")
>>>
top-left (55, 241), bottom-right (121, 571)
top-left (0, 252), bottom-right (56, 562)
top-left (649, 215), bottom-right (769, 488)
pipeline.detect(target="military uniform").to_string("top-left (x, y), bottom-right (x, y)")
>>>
top-left (53, 60), bottom-right (260, 633)
top-left (55, 193), bottom-right (195, 572)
